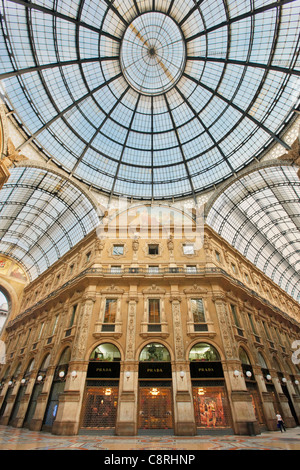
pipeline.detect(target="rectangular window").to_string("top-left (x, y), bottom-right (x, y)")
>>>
top-left (113, 244), bottom-right (124, 255)
top-left (248, 314), bottom-right (257, 334)
top-left (52, 315), bottom-right (59, 335)
top-left (148, 244), bottom-right (159, 255)
top-left (215, 251), bottom-right (221, 262)
top-left (104, 299), bottom-right (117, 323)
top-left (69, 304), bottom-right (77, 327)
top-left (191, 298), bottom-right (205, 323)
top-left (231, 304), bottom-right (243, 336)
top-left (38, 322), bottom-right (44, 340)
top-left (230, 304), bottom-right (240, 327)
top-left (231, 263), bottom-right (236, 273)
top-left (148, 299), bottom-right (160, 323)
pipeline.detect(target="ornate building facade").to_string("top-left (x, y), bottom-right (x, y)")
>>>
top-left (0, 211), bottom-right (299, 436)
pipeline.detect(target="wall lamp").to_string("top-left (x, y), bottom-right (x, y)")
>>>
top-left (180, 371), bottom-right (185, 380)
top-left (71, 370), bottom-right (77, 379)
top-left (245, 371), bottom-right (252, 378)
top-left (233, 370), bottom-right (240, 377)
top-left (126, 371), bottom-right (131, 381)
top-left (266, 374), bottom-right (272, 381)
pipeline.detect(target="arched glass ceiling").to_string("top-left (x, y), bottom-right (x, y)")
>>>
top-left (206, 165), bottom-right (300, 303)
top-left (0, 0), bottom-right (299, 200)
top-left (0, 166), bottom-right (100, 280)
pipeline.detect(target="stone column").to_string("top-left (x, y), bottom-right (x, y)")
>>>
top-left (116, 295), bottom-right (139, 436)
top-left (213, 293), bottom-right (259, 435)
top-left (52, 290), bottom-right (95, 435)
top-left (170, 294), bottom-right (196, 436)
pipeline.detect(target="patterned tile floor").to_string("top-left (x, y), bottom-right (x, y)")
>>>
top-left (0, 425), bottom-right (299, 452)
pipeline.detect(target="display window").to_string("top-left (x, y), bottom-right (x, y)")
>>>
top-left (192, 385), bottom-right (231, 429)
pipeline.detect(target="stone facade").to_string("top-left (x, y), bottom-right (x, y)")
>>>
top-left (0, 218), bottom-right (299, 436)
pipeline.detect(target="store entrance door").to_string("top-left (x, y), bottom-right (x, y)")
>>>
top-left (138, 383), bottom-right (173, 430)
top-left (81, 384), bottom-right (118, 430)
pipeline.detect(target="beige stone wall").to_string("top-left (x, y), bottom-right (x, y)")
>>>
top-left (0, 223), bottom-right (299, 435)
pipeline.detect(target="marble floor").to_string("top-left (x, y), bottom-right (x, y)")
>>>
top-left (0, 425), bottom-right (299, 452)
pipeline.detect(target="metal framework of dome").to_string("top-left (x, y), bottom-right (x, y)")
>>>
top-left (0, 167), bottom-right (99, 280)
top-left (206, 165), bottom-right (300, 303)
top-left (0, 0), bottom-right (299, 200)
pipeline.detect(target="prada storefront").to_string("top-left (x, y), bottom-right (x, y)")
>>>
top-left (189, 343), bottom-right (232, 431)
top-left (80, 344), bottom-right (120, 432)
top-left (138, 343), bottom-right (173, 431)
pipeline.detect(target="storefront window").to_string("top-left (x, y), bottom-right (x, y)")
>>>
top-left (189, 343), bottom-right (220, 362)
top-left (90, 343), bottom-right (121, 361)
top-left (139, 343), bottom-right (171, 362)
top-left (192, 385), bottom-right (231, 429)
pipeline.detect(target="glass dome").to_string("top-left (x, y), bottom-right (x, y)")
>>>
top-left (0, 0), bottom-right (299, 200)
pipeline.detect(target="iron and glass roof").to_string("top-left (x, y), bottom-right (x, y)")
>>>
top-left (207, 165), bottom-right (300, 303)
top-left (0, 167), bottom-right (99, 280)
top-left (0, 0), bottom-right (299, 200)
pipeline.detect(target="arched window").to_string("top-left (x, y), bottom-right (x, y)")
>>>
top-left (189, 343), bottom-right (220, 362)
top-left (139, 343), bottom-right (171, 362)
top-left (58, 347), bottom-right (71, 365)
top-left (90, 343), bottom-right (121, 362)
top-left (258, 352), bottom-right (268, 369)
top-left (239, 348), bottom-right (251, 365)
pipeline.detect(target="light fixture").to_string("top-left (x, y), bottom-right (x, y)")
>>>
top-left (71, 370), bottom-right (77, 379)
top-left (150, 388), bottom-right (160, 396)
top-left (295, 380), bottom-right (299, 385)
top-left (198, 388), bottom-right (205, 396)
top-left (233, 370), bottom-right (240, 377)
top-left (125, 371), bottom-right (131, 381)
top-left (282, 377), bottom-right (287, 383)
top-left (21, 378), bottom-right (26, 384)
top-left (105, 388), bottom-right (112, 396)
top-left (180, 371), bottom-right (185, 380)
top-left (8, 380), bottom-right (13, 386)
top-left (266, 374), bottom-right (272, 381)
top-left (37, 375), bottom-right (43, 382)
top-left (246, 371), bottom-right (252, 378)
top-left (59, 371), bottom-right (65, 378)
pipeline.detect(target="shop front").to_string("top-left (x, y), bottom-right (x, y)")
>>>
top-left (189, 343), bottom-right (232, 432)
top-left (80, 343), bottom-right (120, 433)
top-left (138, 343), bottom-right (173, 432)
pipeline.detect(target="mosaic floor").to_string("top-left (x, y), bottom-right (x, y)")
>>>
top-left (0, 425), bottom-right (299, 452)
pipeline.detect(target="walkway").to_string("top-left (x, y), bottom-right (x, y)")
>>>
top-left (0, 425), bottom-right (299, 451)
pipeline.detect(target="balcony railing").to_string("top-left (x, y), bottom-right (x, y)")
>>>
top-left (7, 266), bottom-right (297, 329)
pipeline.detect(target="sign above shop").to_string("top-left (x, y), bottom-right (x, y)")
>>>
top-left (87, 361), bottom-right (120, 379)
top-left (139, 361), bottom-right (172, 379)
top-left (190, 361), bottom-right (224, 379)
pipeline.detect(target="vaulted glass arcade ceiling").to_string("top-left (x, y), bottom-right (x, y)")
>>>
top-left (0, 0), bottom-right (299, 199)
top-left (0, 0), bottom-right (299, 303)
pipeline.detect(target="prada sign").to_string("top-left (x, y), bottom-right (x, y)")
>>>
top-left (139, 362), bottom-right (172, 379)
top-left (87, 361), bottom-right (120, 378)
top-left (190, 361), bottom-right (224, 379)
